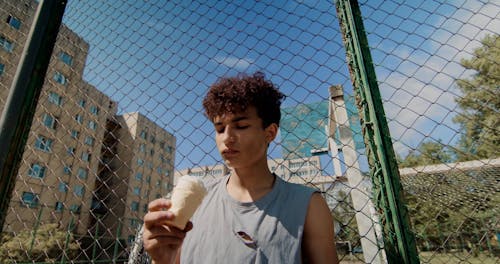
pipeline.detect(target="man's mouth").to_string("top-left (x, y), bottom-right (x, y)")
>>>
top-left (222, 149), bottom-right (239, 156)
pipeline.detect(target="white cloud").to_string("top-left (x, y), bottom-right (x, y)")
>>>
top-left (380, 0), bottom-right (499, 155)
top-left (214, 56), bottom-right (254, 70)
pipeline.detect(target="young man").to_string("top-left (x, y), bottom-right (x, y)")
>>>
top-left (143, 72), bottom-right (339, 263)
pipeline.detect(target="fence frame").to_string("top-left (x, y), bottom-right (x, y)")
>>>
top-left (334, 0), bottom-right (420, 263)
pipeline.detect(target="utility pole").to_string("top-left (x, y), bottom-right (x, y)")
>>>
top-left (328, 85), bottom-right (386, 263)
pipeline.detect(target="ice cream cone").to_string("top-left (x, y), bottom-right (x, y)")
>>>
top-left (166, 175), bottom-right (207, 229)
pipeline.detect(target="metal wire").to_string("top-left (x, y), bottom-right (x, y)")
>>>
top-left (0, 0), bottom-right (498, 263)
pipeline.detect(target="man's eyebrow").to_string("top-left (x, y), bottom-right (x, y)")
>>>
top-left (214, 116), bottom-right (249, 126)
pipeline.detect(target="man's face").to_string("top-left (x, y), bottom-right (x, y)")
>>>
top-left (213, 106), bottom-right (277, 169)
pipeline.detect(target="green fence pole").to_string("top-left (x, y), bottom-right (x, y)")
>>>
top-left (29, 205), bottom-right (44, 256)
top-left (0, 0), bottom-right (68, 232)
top-left (60, 216), bottom-right (74, 264)
top-left (334, 0), bottom-right (420, 263)
top-left (113, 219), bottom-right (123, 263)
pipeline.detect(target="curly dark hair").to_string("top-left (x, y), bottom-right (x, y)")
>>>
top-left (203, 72), bottom-right (285, 128)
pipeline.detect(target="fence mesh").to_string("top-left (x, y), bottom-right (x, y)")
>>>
top-left (0, 0), bottom-right (498, 263)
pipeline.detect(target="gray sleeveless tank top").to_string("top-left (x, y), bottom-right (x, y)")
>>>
top-left (180, 174), bottom-right (316, 264)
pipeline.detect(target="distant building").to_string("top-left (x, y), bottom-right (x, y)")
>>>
top-left (280, 97), bottom-right (364, 160)
top-left (0, 0), bottom-right (175, 250)
top-left (280, 101), bottom-right (329, 159)
top-left (175, 156), bottom-right (330, 189)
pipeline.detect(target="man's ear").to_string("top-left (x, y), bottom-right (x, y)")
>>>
top-left (264, 123), bottom-right (278, 143)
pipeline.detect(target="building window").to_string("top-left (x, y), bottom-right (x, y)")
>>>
top-left (78, 99), bottom-right (86, 108)
top-left (28, 163), bottom-right (46, 179)
top-left (150, 135), bottom-right (156, 144)
top-left (55, 202), bottom-right (64, 212)
top-left (75, 114), bottom-right (83, 124)
top-left (21, 192), bottom-right (39, 208)
top-left (146, 176), bottom-right (151, 183)
top-left (42, 113), bottom-right (57, 129)
top-left (0, 35), bottom-right (14, 52)
top-left (88, 121), bottom-right (97, 131)
top-left (131, 201), bottom-right (139, 212)
top-left (137, 159), bottom-right (144, 166)
top-left (140, 130), bottom-right (147, 140)
top-left (6, 15), bottom-right (21, 29)
top-left (133, 187), bottom-right (140, 196)
top-left (74, 185), bottom-right (85, 197)
top-left (58, 182), bottom-right (68, 193)
top-left (67, 147), bottom-right (75, 156)
top-left (59, 52), bottom-right (73, 66)
top-left (70, 130), bottom-right (79, 139)
top-left (77, 168), bottom-right (88, 179)
top-left (135, 172), bottom-right (143, 181)
top-left (34, 135), bottom-right (53, 152)
top-left (90, 105), bottom-right (99, 115)
top-left (156, 167), bottom-right (162, 174)
top-left (143, 204), bottom-right (148, 213)
top-left (150, 149), bottom-right (155, 156)
top-left (84, 136), bottom-right (94, 146)
top-left (139, 144), bottom-right (145, 152)
top-left (48, 92), bottom-right (63, 106)
top-left (147, 162), bottom-right (153, 169)
top-left (63, 166), bottom-right (72, 175)
top-left (166, 146), bottom-right (173, 153)
top-left (81, 152), bottom-right (91, 162)
top-left (53, 71), bottom-right (68, 85)
top-left (0, 63), bottom-right (4, 76)
top-left (69, 204), bottom-right (81, 214)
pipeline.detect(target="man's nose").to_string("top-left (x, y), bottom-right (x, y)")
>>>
top-left (223, 126), bottom-right (236, 144)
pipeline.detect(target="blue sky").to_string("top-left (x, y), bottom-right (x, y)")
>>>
top-left (62, 0), bottom-right (499, 172)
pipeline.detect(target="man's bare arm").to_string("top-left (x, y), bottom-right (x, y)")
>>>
top-left (302, 192), bottom-right (339, 263)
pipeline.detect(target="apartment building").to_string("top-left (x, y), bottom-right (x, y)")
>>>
top-left (0, 0), bottom-right (176, 247)
top-left (114, 112), bottom-right (175, 241)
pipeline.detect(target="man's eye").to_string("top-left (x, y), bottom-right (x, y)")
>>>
top-left (236, 125), bottom-right (249, 129)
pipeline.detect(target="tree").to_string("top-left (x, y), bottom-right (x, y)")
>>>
top-left (0, 223), bottom-right (79, 262)
top-left (398, 140), bottom-right (452, 168)
top-left (453, 34), bottom-right (500, 161)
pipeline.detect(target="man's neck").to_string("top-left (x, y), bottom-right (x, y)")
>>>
top-left (226, 162), bottom-right (276, 202)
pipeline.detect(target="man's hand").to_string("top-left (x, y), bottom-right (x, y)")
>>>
top-left (143, 198), bottom-right (192, 264)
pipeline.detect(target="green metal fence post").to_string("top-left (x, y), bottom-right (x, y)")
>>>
top-left (113, 219), bottom-right (123, 263)
top-left (0, 0), bottom-right (68, 232)
top-left (29, 205), bottom-right (44, 256)
top-left (60, 216), bottom-right (74, 264)
top-left (333, 0), bottom-right (420, 263)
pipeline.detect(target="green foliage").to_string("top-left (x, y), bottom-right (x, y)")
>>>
top-left (453, 34), bottom-right (500, 161)
top-left (332, 190), bottom-right (361, 246)
top-left (398, 140), bottom-right (453, 167)
top-left (402, 167), bottom-right (499, 252)
top-left (0, 223), bottom-right (79, 263)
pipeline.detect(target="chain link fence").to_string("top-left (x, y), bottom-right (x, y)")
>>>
top-left (0, 0), bottom-right (498, 263)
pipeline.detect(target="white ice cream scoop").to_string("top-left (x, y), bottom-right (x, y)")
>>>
top-left (165, 175), bottom-right (207, 229)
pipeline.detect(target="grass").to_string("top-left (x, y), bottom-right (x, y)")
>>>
top-left (419, 251), bottom-right (499, 264)
top-left (337, 252), bottom-right (499, 264)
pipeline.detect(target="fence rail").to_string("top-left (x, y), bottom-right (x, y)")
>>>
top-left (0, 0), bottom-right (498, 263)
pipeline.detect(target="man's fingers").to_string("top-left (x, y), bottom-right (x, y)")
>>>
top-left (148, 198), bottom-right (172, 212)
top-left (144, 210), bottom-right (175, 228)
